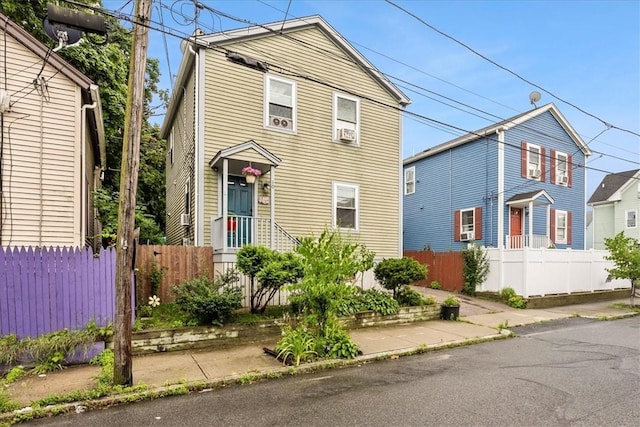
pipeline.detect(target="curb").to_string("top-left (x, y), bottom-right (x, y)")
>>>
top-left (0, 333), bottom-right (508, 424)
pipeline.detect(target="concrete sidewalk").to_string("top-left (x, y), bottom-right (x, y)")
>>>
top-left (4, 295), bottom-right (637, 412)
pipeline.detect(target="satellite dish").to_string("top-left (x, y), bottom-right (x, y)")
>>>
top-left (529, 91), bottom-right (541, 107)
top-left (44, 17), bottom-right (83, 47)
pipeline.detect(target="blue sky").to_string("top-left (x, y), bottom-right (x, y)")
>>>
top-left (107, 0), bottom-right (640, 198)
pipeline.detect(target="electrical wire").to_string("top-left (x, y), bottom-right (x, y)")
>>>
top-left (384, 0), bottom-right (640, 138)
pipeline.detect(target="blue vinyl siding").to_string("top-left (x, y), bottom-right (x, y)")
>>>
top-left (404, 136), bottom-right (498, 252)
top-left (503, 111), bottom-right (585, 249)
top-left (404, 108), bottom-right (586, 251)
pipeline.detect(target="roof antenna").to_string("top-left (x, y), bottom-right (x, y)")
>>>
top-left (529, 91), bottom-right (541, 108)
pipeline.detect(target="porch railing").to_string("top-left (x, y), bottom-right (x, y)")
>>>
top-left (505, 234), bottom-right (552, 249)
top-left (211, 216), bottom-right (299, 253)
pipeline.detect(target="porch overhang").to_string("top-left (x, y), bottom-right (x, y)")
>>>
top-left (208, 139), bottom-right (281, 175)
top-left (506, 190), bottom-right (554, 209)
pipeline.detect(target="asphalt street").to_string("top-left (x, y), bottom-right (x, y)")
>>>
top-left (25, 317), bottom-right (640, 427)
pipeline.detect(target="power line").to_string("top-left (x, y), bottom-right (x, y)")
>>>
top-left (384, 0), bottom-right (640, 138)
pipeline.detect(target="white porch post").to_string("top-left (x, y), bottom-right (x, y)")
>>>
top-left (528, 201), bottom-right (533, 247)
top-left (270, 165), bottom-right (275, 249)
top-left (546, 203), bottom-right (551, 246)
top-left (222, 159), bottom-right (229, 252)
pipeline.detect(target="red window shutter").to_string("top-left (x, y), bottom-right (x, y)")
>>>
top-left (521, 141), bottom-right (528, 178)
top-left (474, 207), bottom-right (483, 240)
top-left (550, 149), bottom-right (556, 184)
top-left (540, 147), bottom-right (546, 182)
top-left (567, 155), bottom-right (573, 188)
top-left (567, 211), bottom-right (572, 245)
top-left (454, 210), bottom-right (461, 242)
top-left (550, 209), bottom-right (556, 243)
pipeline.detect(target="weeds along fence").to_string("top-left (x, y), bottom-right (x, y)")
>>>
top-left (0, 246), bottom-right (116, 338)
top-left (135, 245), bottom-right (214, 305)
top-left (403, 250), bottom-right (464, 292)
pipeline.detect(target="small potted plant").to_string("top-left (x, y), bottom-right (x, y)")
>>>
top-left (441, 295), bottom-right (460, 320)
top-left (241, 165), bottom-right (262, 184)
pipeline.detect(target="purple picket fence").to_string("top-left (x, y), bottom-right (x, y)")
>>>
top-left (0, 246), bottom-right (116, 338)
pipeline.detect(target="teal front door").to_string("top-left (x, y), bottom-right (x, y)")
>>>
top-left (228, 175), bottom-right (252, 247)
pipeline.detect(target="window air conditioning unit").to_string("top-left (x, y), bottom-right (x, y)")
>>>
top-left (182, 238), bottom-right (190, 246)
top-left (338, 128), bottom-right (356, 142)
top-left (560, 176), bottom-right (568, 185)
top-left (269, 115), bottom-right (292, 130)
top-left (529, 169), bottom-right (541, 178)
top-left (180, 213), bottom-right (190, 226)
top-left (460, 231), bottom-right (474, 241)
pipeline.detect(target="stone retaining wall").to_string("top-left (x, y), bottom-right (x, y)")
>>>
top-left (111, 305), bottom-right (441, 354)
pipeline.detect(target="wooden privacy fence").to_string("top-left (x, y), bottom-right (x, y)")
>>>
top-left (404, 250), bottom-right (464, 292)
top-left (0, 246), bottom-right (116, 338)
top-left (135, 245), bottom-right (214, 304)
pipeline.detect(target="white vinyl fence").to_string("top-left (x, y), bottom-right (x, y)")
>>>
top-left (480, 248), bottom-right (630, 298)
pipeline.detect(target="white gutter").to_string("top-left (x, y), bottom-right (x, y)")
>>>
top-left (80, 96), bottom-right (98, 245)
top-left (496, 126), bottom-right (505, 291)
top-left (195, 45), bottom-right (205, 246)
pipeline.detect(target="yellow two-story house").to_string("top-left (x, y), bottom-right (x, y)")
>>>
top-left (161, 16), bottom-right (410, 264)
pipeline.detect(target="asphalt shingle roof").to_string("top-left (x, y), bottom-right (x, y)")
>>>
top-left (587, 169), bottom-right (639, 204)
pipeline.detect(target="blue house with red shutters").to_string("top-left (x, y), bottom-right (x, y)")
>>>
top-left (403, 103), bottom-right (591, 252)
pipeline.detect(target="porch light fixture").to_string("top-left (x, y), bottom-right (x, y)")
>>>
top-left (262, 183), bottom-right (270, 192)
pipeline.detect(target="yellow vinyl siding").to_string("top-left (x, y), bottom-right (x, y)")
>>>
top-left (1, 32), bottom-right (82, 246)
top-left (201, 26), bottom-right (401, 258)
top-left (165, 71), bottom-right (196, 244)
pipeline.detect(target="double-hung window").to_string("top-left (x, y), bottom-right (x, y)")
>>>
top-left (527, 144), bottom-right (541, 179)
top-left (556, 152), bottom-right (568, 185)
top-left (626, 210), bottom-right (637, 228)
top-left (461, 209), bottom-right (474, 233)
top-left (265, 75), bottom-right (296, 132)
top-left (333, 182), bottom-right (359, 231)
top-left (404, 167), bottom-right (415, 195)
top-left (555, 210), bottom-right (567, 244)
top-left (334, 93), bottom-right (359, 144)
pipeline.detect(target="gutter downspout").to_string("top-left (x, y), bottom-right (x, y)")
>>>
top-left (81, 98), bottom-right (98, 246)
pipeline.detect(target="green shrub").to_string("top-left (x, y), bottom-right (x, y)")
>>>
top-left (374, 257), bottom-right (427, 298)
top-left (500, 287), bottom-right (517, 301)
top-left (275, 325), bottom-right (316, 367)
top-left (172, 274), bottom-right (243, 326)
top-left (462, 244), bottom-right (490, 296)
top-left (442, 295), bottom-right (460, 307)
top-left (360, 289), bottom-right (400, 315)
top-left (429, 280), bottom-right (442, 290)
top-left (4, 366), bottom-right (25, 384)
top-left (507, 295), bottom-right (527, 309)
top-left (322, 320), bottom-right (359, 359)
top-left (396, 286), bottom-right (428, 307)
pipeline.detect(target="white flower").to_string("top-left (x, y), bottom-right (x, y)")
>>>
top-left (148, 295), bottom-right (161, 307)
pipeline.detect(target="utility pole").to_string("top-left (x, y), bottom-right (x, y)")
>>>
top-left (113, 0), bottom-right (152, 386)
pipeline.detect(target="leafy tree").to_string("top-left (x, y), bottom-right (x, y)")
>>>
top-left (604, 232), bottom-right (640, 306)
top-left (236, 245), bottom-right (274, 313)
top-left (0, 0), bottom-right (166, 242)
top-left (373, 257), bottom-right (426, 298)
top-left (462, 244), bottom-right (490, 296)
top-left (254, 251), bottom-right (304, 313)
top-left (290, 228), bottom-right (374, 339)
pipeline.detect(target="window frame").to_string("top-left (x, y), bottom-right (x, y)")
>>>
top-left (626, 209), bottom-right (637, 229)
top-left (555, 151), bottom-right (569, 186)
top-left (169, 126), bottom-right (174, 166)
top-left (332, 182), bottom-right (359, 232)
top-left (264, 74), bottom-right (297, 133)
top-left (333, 92), bottom-right (360, 144)
top-left (526, 142), bottom-right (542, 180)
top-left (555, 210), bottom-right (568, 244)
top-left (404, 167), bottom-right (415, 195)
top-left (184, 178), bottom-right (191, 216)
top-left (460, 208), bottom-right (475, 234)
